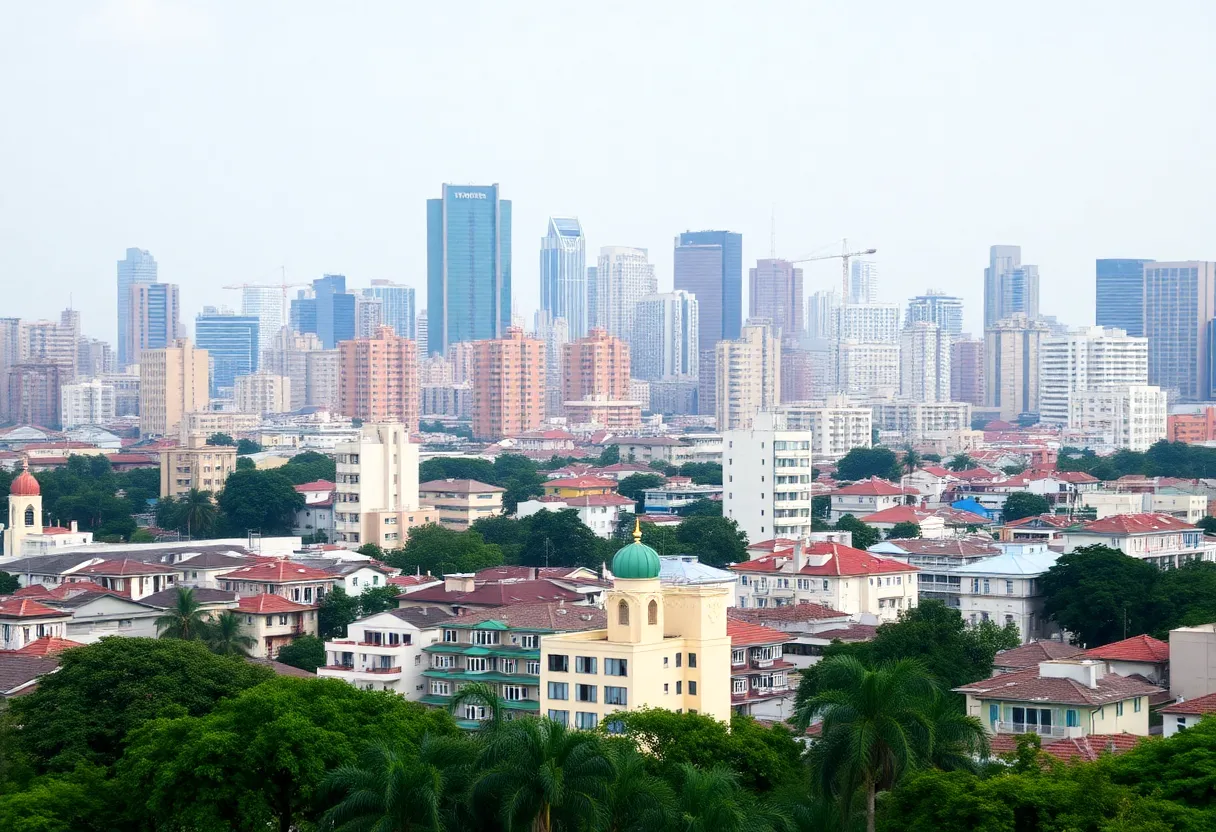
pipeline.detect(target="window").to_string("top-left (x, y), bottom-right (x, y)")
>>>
top-left (983, 579), bottom-right (991, 594)
top-left (989, 704), bottom-right (999, 724)
top-left (466, 657), bottom-right (488, 673)
top-left (576, 684), bottom-right (597, 703)
top-left (605, 658), bottom-right (628, 677)
top-left (971, 578), bottom-right (980, 592)
top-left (1178, 717), bottom-right (1188, 730)
top-left (647, 600), bottom-right (658, 625)
top-left (548, 709), bottom-right (569, 726)
top-left (575, 712), bottom-right (598, 730)
top-left (548, 654), bottom-right (569, 672)
top-left (1066, 709), bottom-right (1079, 728)
top-left (1134, 697), bottom-right (1142, 713)
top-left (605, 686), bottom-right (628, 706)
top-left (278, 615), bottom-right (288, 625)
top-left (433, 655), bottom-right (454, 669)
top-left (575, 656), bottom-right (598, 674)
top-left (689, 681), bottom-right (697, 696)
top-left (675, 653), bottom-right (682, 668)
top-left (1116, 701), bottom-right (1124, 717)
top-left (688, 653), bottom-right (697, 668)
top-left (526, 660), bottom-right (541, 675)
top-left (443, 629), bottom-right (458, 643)
top-left (473, 630), bottom-right (499, 646)
top-left (1006, 580), bottom-right (1014, 595)
top-left (547, 682), bottom-right (569, 700)
top-left (431, 681), bottom-right (450, 696)
top-left (822, 580), bottom-right (829, 591)
top-left (500, 659), bottom-right (517, 675)
top-left (675, 681), bottom-right (682, 694)
top-left (501, 685), bottom-right (528, 701)
top-left (732, 649), bottom-right (745, 665)
top-left (663, 657), bottom-right (669, 668)
top-left (520, 634), bottom-right (539, 649)
top-left (733, 679), bottom-right (747, 695)
top-left (605, 719), bottom-right (625, 735)
top-left (464, 704), bottom-right (488, 721)
top-left (617, 600), bottom-right (630, 625)
top-left (663, 683), bottom-right (669, 693)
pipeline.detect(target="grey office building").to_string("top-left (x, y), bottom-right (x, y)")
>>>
top-left (1144, 261), bottom-right (1216, 401)
top-left (195, 310), bottom-right (260, 397)
top-left (906, 292), bottom-right (964, 339)
top-left (1096, 259), bottom-right (1154, 337)
top-left (117, 248), bottom-right (158, 367)
top-left (983, 245), bottom-right (1039, 328)
top-left (674, 230), bottom-right (742, 345)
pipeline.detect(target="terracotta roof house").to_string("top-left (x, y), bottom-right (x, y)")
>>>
top-left (1082, 635), bottom-right (1170, 686)
top-left (73, 559), bottom-right (178, 600)
top-left (220, 559), bottom-right (335, 605)
top-left (14, 636), bottom-right (85, 656)
top-left (0, 598), bottom-right (72, 651)
top-left (1062, 513), bottom-right (1212, 569)
top-left (830, 477), bottom-right (917, 523)
top-left (987, 732), bottom-right (1146, 763)
top-left (994, 640), bottom-right (1084, 673)
top-left (727, 614), bottom-right (794, 718)
top-left (398, 576), bottom-right (587, 615)
top-left (235, 594), bottom-right (319, 660)
top-left (1160, 692), bottom-right (1216, 736)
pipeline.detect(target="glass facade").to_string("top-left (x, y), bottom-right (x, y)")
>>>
top-left (363, 281), bottom-right (416, 340)
top-left (1096, 259), bottom-right (1154, 337)
top-left (540, 217), bottom-right (587, 339)
top-left (141, 283), bottom-right (176, 351)
top-left (674, 230), bottom-right (742, 344)
top-left (195, 312), bottom-right (259, 396)
top-left (313, 274), bottom-right (355, 349)
top-left (117, 248), bottom-right (157, 367)
top-left (427, 183), bottom-right (512, 355)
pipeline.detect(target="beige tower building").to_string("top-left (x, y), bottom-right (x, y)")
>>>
top-left (471, 327), bottom-right (545, 441)
top-left (338, 326), bottom-right (419, 432)
top-left (262, 326), bottom-right (324, 411)
top-left (234, 371), bottom-right (292, 415)
top-left (715, 319), bottom-right (780, 431)
top-left (539, 523), bottom-right (733, 729)
top-left (984, 314), bottom-right (1050, 421)
top-left (160, 433), bottom-right (238, 499)
top-left (138, 339), bottom-right (208, 438)
top-left (333, 422), bottom-right (436, 549)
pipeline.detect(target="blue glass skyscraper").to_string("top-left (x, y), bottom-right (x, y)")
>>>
top-left (674, 230), bottom-right (742, 342)
top-left (427, 183), bottom-right (512, 355)
top-left (1096, 259), bottom-right (1154, 336)
top-left (540, 217), bottom-right (587, 338)
top-left (314, 274), bottom-right (355, 348)
top-left (117, 248), bottom-right (157, 367)
top-left (195, 309), bottom-right (259, 396)
top-left (363, 280), bottom-right (416, 339)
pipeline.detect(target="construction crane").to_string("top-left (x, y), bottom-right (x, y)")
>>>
top-left (791, 239), bottom-right (877, 303)
top-left (223, 267), bottom-right (310, 324)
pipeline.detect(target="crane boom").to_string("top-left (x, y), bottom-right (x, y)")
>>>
top-left (789, 240), bottom-right (877, 302)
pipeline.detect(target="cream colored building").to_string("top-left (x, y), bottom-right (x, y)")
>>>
top-left (334, 422), bottom-right (435, 548)
top-left (715, 319), bottom-right (780, 431)
top-left (305, 350), bottom-right (340, 411)
top-left (779, 396), bottom-right (872, 461)
top-left (160, 433), bottom-right (238, 498)
top-left (1067, 385), bottom-right (1167, 452)
top-left (984, 313), bottom-right (1051, 421)
top-left (539, 525), bottom-right (733, 728)
top-left (183, 411), bottom-right (262, 440)
top-left (834, 340), bottom-right (900, 398)
top-left (417, 478), bottom-right (505, 529)
top-left (139, 338), bottom-right (209, 438)
top-left (234, 371), bottom-right (292, 415)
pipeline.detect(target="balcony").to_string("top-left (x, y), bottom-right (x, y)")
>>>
top-left (995, 722), bottom-right (1070, 738)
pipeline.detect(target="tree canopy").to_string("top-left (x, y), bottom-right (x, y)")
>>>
top-left (834, 515), bottom-right (881, 550)
top-left (835, 447), bottom-right (901, 482)
top-left (1001, 491), bottom-right (1050, 522)
top-left (216, 468), bottom-right (303, 536)
top-left (384, 523), bottom-right (504, 577)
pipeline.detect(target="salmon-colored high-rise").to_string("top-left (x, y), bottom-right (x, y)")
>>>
top-left (338, 325), bottom-right (419, 433)
top-left (472, 327), bottom-right (545, 440)
top-left (562, 328), bottom-right (631, 409)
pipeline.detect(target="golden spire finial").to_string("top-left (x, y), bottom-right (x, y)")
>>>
top-left (632, 517), bottom-right (642, 544)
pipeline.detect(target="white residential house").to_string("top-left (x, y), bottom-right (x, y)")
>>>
top-left (0, 599), bottom-right (71, 650)
top-left (899, 466), bottom-right (958, 507)
top-left (1062, 514), bottom-right (1216, 570)
top-left (829, 477), bottom-right (916, 523)
top-left (951, 544), bottom-right (1061, 643)
top-left (318, 607), bottom-right (454, 696)
top-left (294, 479), bottom-right (336, 541)
top-left (516, 494), bottom-right (636, 538)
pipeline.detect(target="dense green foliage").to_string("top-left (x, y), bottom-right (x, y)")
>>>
top-left (886, 521), bottom-right (921, 540)
top-left (834, 515), bottom-right (881, 550)
top-left (419, 453), bottom-right (546, 512)
top-left (0, 569), bottom-right (19, 594)
top-left (206, 432), bottom-right (235, 446)
top-left (835, 447), bottom-right (901, 482)
top-left (617, 473), bottom-right (664, 510)
top-left (946, 453), bottom-right (975, 472)
top-left (216, 468), bottom-right (304, 536)
top-left (1058, 439), bottom-right (1216, 480)
top-left (275, 635), bottom-right (326, 672)
top-left (677, 498), bottom-right (721, 517)
top-left (1001, 490), bottom-right (1051, 522)
top-left (276, 451), bottom-right (338, 485)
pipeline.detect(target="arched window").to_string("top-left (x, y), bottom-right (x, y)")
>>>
top-left (23, 506), bottom-right (34, 527)
top-left (617, 599), bottom-right (630, 625)
top-left (648, 599), bottom-right (658, 625)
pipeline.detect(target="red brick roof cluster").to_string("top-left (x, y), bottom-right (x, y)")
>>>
top-left (1083, 634), bottom-right (1169, 664)
top-left (988, 732), bottom-right (1144, 762)
top-left (236, 594), bottom-right (315, 614)
top-left (1160, 692), bottom-right (1216, 715)
top-left (730, 542), bottom-right (917, 577)
top-left (832, 476), bottom-right (914, 496)
top-left (1080, 514), bottom-right (1196, 535)
top-left (726, 615), bottom-right (788, 647)
top-left (729, 603), bottom-right (849, 623)
top-left (994, 640), bottom-right (1084, 669)
top-left (224, 560), bottom-right (334, 583)
top-left (294, 480), bottom-right (336, 492)
top-left (0, 598), bottom-right (67, 619)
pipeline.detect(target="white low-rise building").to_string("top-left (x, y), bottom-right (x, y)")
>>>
top-left (1062, 513), bottom-right (1216, 569)
top-left (723, 411), bottom-right (814, 542)
top-left (952, 544), bottom-right (1061, 643)
top-left (868, 398), bottom-right (973, 446)
top-left (779, 397), bottom-right (873, 461)
top-left (319, 607), bottom-right (454, 696)
top-left (829, 477), bottom-right (916, 523)
top-left (516, 494), bottom-right (637, 538)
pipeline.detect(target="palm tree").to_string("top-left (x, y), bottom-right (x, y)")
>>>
top-left (924, 690), bottom-right (989, 773)
top-left (155, 586), bottom-right (208, 640)
top-left (179, 488), bottom-right (218, 538)
top-left (946, 452), bottom-right (975, 473)
top-left (321, 735), bottom-right (478, 832)
top-left (796, 656), bottom-right (936, 832)
top-left (207, 611), bottom-right (255, 657)
top-left (671, 763), bottom-right (775, 832)
top-left (602, 743), bottom-right (675, 832)
top-left (448, 682), bottom-right (503, 730)
top-left (472, 717), bottom-right (613, 832)
top-left (902, 447), bottom-right (922, 476)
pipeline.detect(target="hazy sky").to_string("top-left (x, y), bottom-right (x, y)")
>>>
top-left (3, 1), bottom-right (1214, 341)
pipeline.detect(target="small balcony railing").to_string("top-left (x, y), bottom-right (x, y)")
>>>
top-left (995, 721), bottom-right (1067, 738)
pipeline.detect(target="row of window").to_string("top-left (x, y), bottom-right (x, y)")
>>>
top-left (546, 682), bottom-right (629, 705)
top-left (547, 655), bottom-right (630, 675)
top-left (442, 629), bottom-right (540, 648)
top-left (431, 655), bottom-right (542, 675)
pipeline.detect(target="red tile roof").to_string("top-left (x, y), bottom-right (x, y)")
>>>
top-left (955, 665), bottom-right (1164, 707)
top-left (9, 585), bottom-right (52, 598)
top-left (388, 574), bottom-right (439, 588)
top-left (726, 616), bottom-right (788, 647)
top-left (294, 479), bottom-right (335, 492)
top-left (0, 598), bottom-right (68, 619)
top-left (1079, 514), bottom-right (1196, 535)
top-left (951, 467), bottom-right (1002, 481)
top-left (76, 559), bottom-right (177, 576)
top-left (47, 581), bottom-right (114, 600)
top-left (745, 538), bottom-right (805, 553)
top-left (452, 602), bottom-right (607, 631)
top-left (729, 603), bottom-right (849, 623)
top-left (403, 579), bottom-right (584, 608)
top-left (859, 506), bottom-right (935, 524)
top-left (918, 466), bottom-right (954, 477)
top-left (832, 476), bottom-right (912, 496)
top-left (994, 640), bottom-right (1084, 669)
top-left (987, 733), bottom-right (1144, 762)
top-left (235, 594), bottom-right (315, 614)
top-left (1083, 634), bottom-right (1169, 664)
top-left (224, 560), bottom-right (335, 583)
top-left (730, 542), bottom-right (918, 577)
top-left (14, 636), bottom-right (85, 656)
top-left (1159, 692), bottom-right (1216, 715)
top-left (1003, 514), bottom-right (1080, 529)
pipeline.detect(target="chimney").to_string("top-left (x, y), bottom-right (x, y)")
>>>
top-left (793, 539), bottom-right (806, 571)
top-left (70, 520), bottom-right (78, 533)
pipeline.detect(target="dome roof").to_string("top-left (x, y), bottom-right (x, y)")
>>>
top-left (612, 519), bottom-right (660, 580)
top-left (10, 460), bottom-right (39, 497)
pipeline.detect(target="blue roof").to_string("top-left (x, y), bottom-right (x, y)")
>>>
top-left (952, 551), bottom-right (1060, 577)
top-left (659, 556), bottom-right (736, 585)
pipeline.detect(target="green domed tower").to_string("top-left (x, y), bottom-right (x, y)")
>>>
top-left (612, 518), bottom-right (661, 580)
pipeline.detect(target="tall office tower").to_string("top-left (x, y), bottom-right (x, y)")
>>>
top-left (415, 310), bottom-right (429, 361)
top-left (1038, 326), bottom-right (1149, 425)
top-left (535, 312), bottom-right (569, 418)
top-left (562, 327), bottom-right (631, 409)
top-left (805, 291), bottom-right (839, 341)
top-left (899, 322), bottom-right (951, 403)
top-left (675, 230), bottom-right (743, 343)
top-left (77, 338), bottom-right (115, 378)
top-left (362, 280), bottom-right (416, 341)
top-left (6, 363), bottom-right (63, 428)
top-left (834, 341), bottom-right (900, 397)
top-left (139, 339), bottom-right (209, 438)
top-left (631, 291), bottom-right (699, 382)
top-left (596, 246), bottom-right (657, 345)
top-left (127, 283), bottom-right (181, 365)
top-left (427, 183), bottom-right (512, 356)
top-left (0, 318), bottom-right (21, 415)
top-left (262, 326), bottom-right (323, 411)
top-left (722, 411), bottom-right (814, 543)
top-left (338, 326), bottom-right (419, 432)
top-left (849, 260), bottom-right (879, 304)
top-left (333, 422), bottom-right (424, 549)
top-left (950, 336), bottom-right (985, 406)
top-left (234, 372), bottom-right (293, 416)
top-left (984, 313), bottom-right (1051, 421)
top-left (354, 295), bottom-right (384, 339)
top-left (450, 341), bottom-right (476, 384)
top-left (290, 288), bottom-right (318, 336)
top-left (836, 304), bottom-right (901, 343)
top-left (305, 350), bottom-right (340, 412)
top-left (1096, 259), bottom-right (1154, 337)
top-left (241, 286), bottom-right (285, 352)
top-left (715, 319), bottom-right (780, 431)
top-left (983, 245), bottom-right (1040, 328)
top-left (540, 217), bottom-right (588, 339)
top-left (117, 248), bottom-right (157, 367)
top-left (21, 312), bottom-right (79, 383)
top-left (906, 291), bottom-right (964, 339)
top-left (1144, 262), bottom-right (1216, 402)
top-left (585, 266), bottom-right (602, 330)
top-left (194, 308), bottom-right (260, 397)
top-left (312, 274), bottom-right (356, 349)
top-left (749, 259), bottom-right (804, 339)
top-left (780, 345), bottom-right (816, 402)
top-left (471, 327), bottom-right (545, 441)
top-left (60, 378), bottom-right (116, 429)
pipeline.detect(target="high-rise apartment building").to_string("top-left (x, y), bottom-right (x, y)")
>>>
top-left (596, 246), bottom-right (657, 345)
top-left (471, 327), bottom-right (545, 441)
top-left (262, 327), bottom-right (324, 411)
top-left (836, 304), bottom-right (901, 343)
top-left (60, 379), bottom-right (116, 429)
top-left (334, 423), bottom-right (433, 549)
top-left (536, 313), bottom-right (569, 418)
top-left (983, 245), bottom-right (1040, 329)
top-left (835, 341), bottom-right (900, 398)
top-left (234, 372), bottom-right (292, 416)
top-left (100, 371), bottom-right (141, 417)
top-left (195, 309), bottom-right (259, 397)
top-left (427, 183), bottom-right (512, 355)
top-left (541, 217), bottom-right (587, 339)
top-left (805, 291), bottom-right (839, 341)
top-left (77, 338), bottom-right (115, 378)
top-left (6, 363), bottom-right (63, 428)
top-left (1143, 261), bottom-right (1216, 402)
top-left (241, 286), bottom-right (285, 352)
top-left (715, 320), bottom-right (780, 431)
top-left (722, 411), bottom-right (814, 542)
top-left (1095, 259), bottom-right (1154, 337)
top-left (313, 274), bottom-right (356, 349)
top-left (22, 311), bottom-right (79, 383)
top-left (337, 325), bottom-right (419, 432)
top-left (305, 351), bottom-right (340, 412)
top-left (415, 310), bottom-right (429, 362)
top-left (1068, 385), bottom-right (1167, 452)
top-left (139, 339), bottom-right (209, 438)
top-left (674, 230), bottom-right (743, 345)
top-left (906, 292), bottom-right (964, 339)
top-left (117, 248), bottom-right (157, 367)
top-left (1038, 327), bottom-right (1149, 425)
top-left (749, 259), bottom-right (804, 339)
top-left (631, 291), bottom-right (699, 381)
top-left (780, 346), bottom-right (817, 403)
top-left (363, 280), bottom-right (416, 341)
top-left (354, 295), bottom-right (384, 339)
top-left (450, 341), bottom-right (476, 384)
top-left (984, 314), bottom-right (1050, 421)
top-left (899, 322), bottom-right (951, 403)
top-left (950, 336), bottom-right (985, 406)
top-left (562, 328), bottom-right (631, 409)
top-left (128, 283), bottom-right (181, 365)
top-left (849, 260), bottom-right (879, 304)
top-left (0, 318), bottom-right (20, 415)
top-left (780, 397), bottom-right (873, 461)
